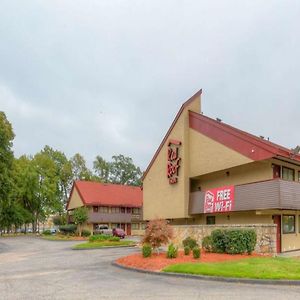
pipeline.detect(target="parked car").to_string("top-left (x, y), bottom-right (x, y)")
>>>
top-left (112, 228), bottom-right (126, 239)
top-left (94, 225), bottom-right (113, 235)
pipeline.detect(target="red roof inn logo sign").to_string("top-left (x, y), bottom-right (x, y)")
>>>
top-left (204, 186), bottom-right (235, 213)
top-left (167, 139), bottom-right (181, 184)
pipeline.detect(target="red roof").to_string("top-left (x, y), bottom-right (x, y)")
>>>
top-left (189, 111), bottom-right (300, 163)
top-left (67, 181), bottom-right (143, 209)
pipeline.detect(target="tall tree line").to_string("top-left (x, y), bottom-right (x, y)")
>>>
top-left (0, 112), bottom-right (142, 233)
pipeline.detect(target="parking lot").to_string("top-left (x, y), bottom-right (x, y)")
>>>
top-left (1, 236), bottom-right (300, 300)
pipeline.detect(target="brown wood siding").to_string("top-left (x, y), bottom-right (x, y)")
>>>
top-left (88, 212), bottom-right (131, 223)
top-left (189, 179), bottom-right (300, 214)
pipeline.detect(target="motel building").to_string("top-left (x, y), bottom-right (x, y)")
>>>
top-left (67, 181), bottom-right (145, 236)
top-left (143, 90), bottom-right (300, 253)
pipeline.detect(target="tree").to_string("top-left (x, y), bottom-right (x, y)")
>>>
top-left (70, 153), bottom-right (93, 181)
top-left (142, 219), bottom-right (173, 253)
top-left (93, 154), bottom-right (142, 186)
top-left (41, 146), bottom-right (73, 208)
top-left (0, 112), bottom-right (15, 232)
top-left (73, 207), bottom-right (88, 236)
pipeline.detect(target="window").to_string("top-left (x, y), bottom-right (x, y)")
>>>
top-left (132, 208), bottom-right (140, 214)
top-left (298, 171), bottom-right (300, 182)
top-left (131, 223), bottom-right (140, 230)
top-left (93, 206), bottom-right (98, 212)
top-left (282, 167), bottom-right (295, 181)
top-left (282, 215), bottom-right (295, 234)
top-left (206, 216), bottom-right (215, 225)
top-left (127, 207), bottom-right (132, 213)
top-left (141, 223), bottom-right (147, 230)
top-left (111, 223), bottom-right (119, 229)
top-left (111, 207), bottom-right (120, 213)
top-left (99, 206), bottom-right (109, 213)
top-left (120, 207), bottom-right (125, 214)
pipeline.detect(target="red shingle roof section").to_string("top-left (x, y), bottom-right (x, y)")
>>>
top-left (189, 111), bottom-right (300, 163)
top-left (72, 181), bottom-right (142, 208)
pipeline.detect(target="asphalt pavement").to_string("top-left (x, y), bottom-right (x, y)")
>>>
top-left (0, 236), bottom-right (300, 300)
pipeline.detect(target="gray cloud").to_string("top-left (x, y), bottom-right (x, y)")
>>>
top-left (1, 0), bottom-right (300, 169)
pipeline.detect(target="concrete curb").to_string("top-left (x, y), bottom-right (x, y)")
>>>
top-left (112, 261), bottom-right (300, 286)
top-left (72, 245), bottom-right (137, 250)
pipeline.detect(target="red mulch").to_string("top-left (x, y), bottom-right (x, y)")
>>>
top-left (116, 250), bottom-right (263, 272)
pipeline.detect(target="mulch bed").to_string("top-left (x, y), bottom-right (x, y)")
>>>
top-left (116, 250), bottom-right (263, 272)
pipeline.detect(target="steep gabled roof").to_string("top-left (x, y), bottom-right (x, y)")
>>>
top-left (142, 89), bottom-right (202, 180)
top-left (189, 111), bottom-right (300, 163)
top-left (66, 181), bottom-right (142, 210)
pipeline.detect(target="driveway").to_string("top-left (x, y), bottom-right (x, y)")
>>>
top-left (0, 237), bottom-right (300, 300)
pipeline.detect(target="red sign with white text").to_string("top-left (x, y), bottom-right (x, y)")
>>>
top-left (204, 186), bottom-right (235, 213)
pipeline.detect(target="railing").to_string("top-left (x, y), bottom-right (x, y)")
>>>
top-left (189, 178), bottom-right (300, 214)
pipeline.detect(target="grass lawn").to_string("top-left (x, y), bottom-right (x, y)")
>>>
top-left (41, 235), bottom-right (86, 241)
top-left (73, 240), bottom-right (136, 249)
top-left (163, 257), bottom-right (300, 280)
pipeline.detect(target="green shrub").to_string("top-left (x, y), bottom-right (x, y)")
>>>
top-left (244, 230), bottom-right (257, 255)
top-left (225, 229), bottom-right (257, 254)
top-left (42, 230), bottom-right (51, 235)
top-left (202, 236), bottom-right (213, 252)
top-left (82, 229), bottom-right (91, 237)
top-left (184, 246), bottom-right (191, 255)
top-left (142, 244), bottom-right (152, 258)
top-left (59, 224), bottom-right (77, 235)
top-left (211, 229), bottom-right (227, 253)
top-left (210, 229), bottom-right (257, 254)
top-left (166, 243), bottom-right (178, 259)
top-left (89, 234), bottom-right (112, 242)
top-left (193, 246), bottom-right (201, 259)
top-left (182, 236), bottom-right (198, 250)
top-left (108, 236), bottom-right (120, 242)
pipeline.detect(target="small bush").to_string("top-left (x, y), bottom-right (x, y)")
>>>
top-left (211, 229), bottom-right (227, 253)
top-left (108, 236), bottom-right (120, 242)
top-left (43, 230), bottom-right (51, 235)
top-left (202, 236), bottom-right (213, 252)
top-left (182, 236), bottom-right (198, 250)
top-left (184, 246), bottom-right (191, 255)
top-left (193, 246), bottom-right (201, 259)
top-left (59, 224), bottom-right (77, 235)
top-left (166, 243), bottom-right (178, 259)
top-left (89, 234), bottom-right (112, 242)
top-left (81, 229), bottom-right (91, 237)
top-left (142, 244), bottom-right (152, 258)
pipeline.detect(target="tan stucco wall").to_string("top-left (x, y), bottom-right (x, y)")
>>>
top-left (143, 94), bottom-right (201, 220)
top-left (189, 128), bottom-right (253, 178)
top-left (68, 188), bottom-right (84, 210)
top-left (192, 160), bottom-right (273, 191)
top-left (170, 211), bottom-right (272, 225)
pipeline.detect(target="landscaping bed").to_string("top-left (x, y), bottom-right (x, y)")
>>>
top-left (116, 250), bottom-right (261, 272)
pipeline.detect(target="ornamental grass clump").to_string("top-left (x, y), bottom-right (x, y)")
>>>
top-left (142, 244), bottom-right (152, 258)
top-left (142, 219), bottom-right (173, 254)
top-left (166, 243), bottom-right (178, 259)
top-left (184, 246), bottom-right (191, 256)
top-left (193, 246), bottom-right (201, 259)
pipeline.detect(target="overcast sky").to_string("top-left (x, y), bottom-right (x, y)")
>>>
top-left (1, 0), bottom-right (300, 170)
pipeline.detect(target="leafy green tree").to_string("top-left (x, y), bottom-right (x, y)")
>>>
top-left (73, 207), bottom-right (88, 236)
top-left (41, 146), bottom-right (73, 208)
top-left (93, 154), bottom-right (142, 186)
top-left (0, 112), bottom-right (15, 233)
top-left (70, 153), bottom-right (93, 181)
